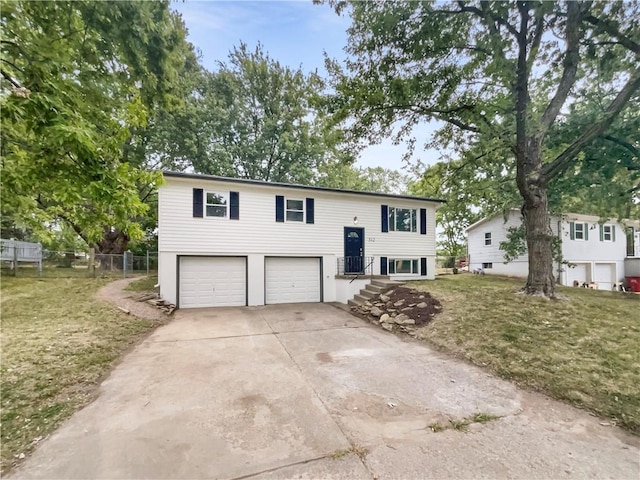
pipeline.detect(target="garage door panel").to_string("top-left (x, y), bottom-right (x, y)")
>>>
top-left (594, 263), bottom-right (614, 291)
top-left (266, 257), bottom-right (321, 304)
top-left (566, 263), bottom-right (588, 285)
top-left (180, 257), bottom-right (246, 308)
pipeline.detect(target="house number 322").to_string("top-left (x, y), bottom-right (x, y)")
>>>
top-left (368, 237), bottom-right (376, 242)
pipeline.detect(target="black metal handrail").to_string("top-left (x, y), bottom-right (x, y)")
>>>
top-left (337, 256), bottom-right (374, 276)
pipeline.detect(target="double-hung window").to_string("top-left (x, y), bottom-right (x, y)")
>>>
top-left (602, 225), bottom-right (613, 241)
top-left (389, 207), bottom-right (417, 232)
top-left (206, 192), bottom-right (228, 217)
top-left (574, 222), bottom-right (585, 240)
top-left (286, 199), bottom-right (304, 222)
top-left (484, 232), bottom-right (492, 246)
top-left (388, 258), bottom-right (419, 274)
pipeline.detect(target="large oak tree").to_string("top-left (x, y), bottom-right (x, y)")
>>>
top-left (325, 0), bottom-right (639, 297)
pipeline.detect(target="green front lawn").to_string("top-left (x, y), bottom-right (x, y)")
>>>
top-left (0, 277), bottom-right (162, 474)
top-left (414, 274), bottom-right (640, 434)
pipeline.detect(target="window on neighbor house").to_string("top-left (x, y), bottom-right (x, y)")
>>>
top-left (389, 207), bottom-right (417, 232)
top-left (482, 262), bottom-right (493, 269)
top-left (388, 258), bottom-right (419, 274)
top-left (575, 222), bottom-right (585, 240)
top-left (603, 225), bottom-right (613, 241)
top-left (484, 232), bottom-right (492, 246)
top-left (286, 199), bottom-right (304, 222)
top-left (206, 192), bottom-right (228, 217)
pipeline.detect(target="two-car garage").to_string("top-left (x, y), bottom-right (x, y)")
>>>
top-left (178, 256), bottom-right (322, 308)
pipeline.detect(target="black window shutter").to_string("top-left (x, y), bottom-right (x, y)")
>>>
top-left (275, 195), bottom-right (285, 222)
top-left (420, 257), bottom-right (427, 276)
top-left (381, 205), bottom-right (389, 232)
top-left (229, 191), bottom-right (239, 220)
top-left (420, 208), bottom-right (427, 235)
top-left (380, 256), bottom-right (388, 275)
top-left (306, 198), bottom-right (314, 224)
top-left (193, 188), bottom-right (203, 218)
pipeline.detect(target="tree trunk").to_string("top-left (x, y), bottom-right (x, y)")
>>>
top-left (521, 192), bottom-right (556, 297)
top-left (96, 228), bottom-right (129, 254)
top-left (516, 137), bottom-right (556, 298)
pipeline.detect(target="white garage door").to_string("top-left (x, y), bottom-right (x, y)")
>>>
top-left (594, 263), bottom-right (615, 291)
top-left (566, 263), bottom-right (588, 286)
top-left (180, 257), bottom-right (246, 308)
top-left (265, 257), bottom-right (321, 304)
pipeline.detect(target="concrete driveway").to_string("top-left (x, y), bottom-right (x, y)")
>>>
top-left (10, 304), bottom-right (639, 479)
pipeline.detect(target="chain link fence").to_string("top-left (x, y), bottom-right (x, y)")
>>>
top-left (1, 243), bottom-right (158, 278)
top-left (436, 256), bottom-right (469, 275)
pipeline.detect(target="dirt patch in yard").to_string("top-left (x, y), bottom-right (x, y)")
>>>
top-left (351, 286), bottom-right (443, 334)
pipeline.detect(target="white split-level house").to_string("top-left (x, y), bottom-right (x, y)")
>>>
top-left (158, 172), bottom-right (444, 308)
top-left (466, 209), bottom-right (640, 290)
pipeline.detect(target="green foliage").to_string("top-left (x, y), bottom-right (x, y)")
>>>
top-left (317, 163), bottom-right (409, 193)
top-left (1, 1), bottom-right (195, 247)
top-left (188, 43), bottom-right (336, 185)
top-left (325, 0), bottom-right (639, 294)
top-left (411, 161), bottom-right (481, 258)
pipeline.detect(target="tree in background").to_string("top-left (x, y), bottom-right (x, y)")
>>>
top-left (189, 43), bottom-right (338, 184)
top-left (325, 0), bottom-right (639, 297)
top-left (1, 1), bottom-right (196, 253)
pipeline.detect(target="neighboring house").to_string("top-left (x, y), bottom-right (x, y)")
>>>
top-left (158, 172), bottom-right (444, 308)
top-left (466, 210), bottom-right (640, 290)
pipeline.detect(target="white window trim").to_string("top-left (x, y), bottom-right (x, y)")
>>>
top-left (482, 262), bottom-right (493, 269)
top-left (388, 258), bottom-right (420, 275)
top-left (205, 191), bottom-right (228, 218)
top-left (285, 198), bottom-right (305, 223)
top-left (603, 225), bottom-right (613, 242)
top-left (484, 232), bottom-right (492, 246)
top-left (388, 207), bottom-right (417, 233)
top-left (574, 222), bottom-right (585, 241)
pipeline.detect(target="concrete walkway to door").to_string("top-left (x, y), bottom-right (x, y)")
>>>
top-left (9, 303), bottom-right (639, 479)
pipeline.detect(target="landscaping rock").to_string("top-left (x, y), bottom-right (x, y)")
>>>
top-left (381, 322), bottom-right (393, 331)
top-left (370, 306), bottom-right (384, 318)
top-left (393, 299), bottom-right (405, 307)
top-left (394, 313), bottom-right (416, 325)
top-left (416, 302), bottom-right (428, 308)
top-left (379, 294), bottom-right (390, 302)
top-left (380, 313), bottom-right (390, 323)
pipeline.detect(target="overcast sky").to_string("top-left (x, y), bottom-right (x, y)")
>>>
top-left (171, 0), bottom-right (441, 172)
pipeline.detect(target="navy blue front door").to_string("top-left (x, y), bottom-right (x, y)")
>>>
top-left (344, 227), bottom-right (364, 274)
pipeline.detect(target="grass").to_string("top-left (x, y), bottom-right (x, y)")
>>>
top-left (0, 277), bottom-right (163, 474)
top-left (124, 275), bottom-right (158, 292)
top-left (412, 274), bottom-right (640, 434)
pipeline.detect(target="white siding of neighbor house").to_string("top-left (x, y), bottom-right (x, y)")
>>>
top-left (558, 215), bottom-right (630, 287)
top-left (467, 210), bottom-right (637, 288)
top-left (467, 211), bottom-right (530, 278)
top-left (159, 176), bottom-right (439, 305)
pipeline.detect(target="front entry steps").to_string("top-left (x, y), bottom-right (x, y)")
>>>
top-left (347, 278), bottom-right (404, 307)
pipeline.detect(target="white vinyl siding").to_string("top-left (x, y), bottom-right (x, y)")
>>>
top-left (179, 257), bottom-right (245, 308)
top-left (265, 257), bottom-right (321, 304)
top-left (159, 180), bottom-right (437, 258)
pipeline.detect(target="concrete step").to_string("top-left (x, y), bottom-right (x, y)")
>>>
top-left (353, 293), bottom-right (370, 304)
top-left (364, 283), bottom-right (387, 294)
top-left (370, 278), bottom-right (404, 289)
top-left (358, 288), bottom-right (376, 299)
top-left (347, 298), bottom-right (363, 307)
